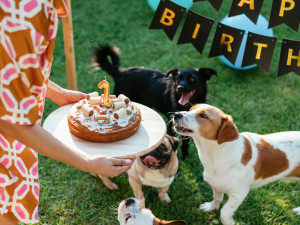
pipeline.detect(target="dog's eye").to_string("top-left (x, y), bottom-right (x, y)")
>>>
top-left (125, 214), bottom-right (131, 222)
top-left (189, 77), bottom-right (195, 82)
top-left (199, 113), bottom-right (208, 119)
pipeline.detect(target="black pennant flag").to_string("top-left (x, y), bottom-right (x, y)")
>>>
top-left (278, 39), bottom-right (300, 77)
top-left (193, 0), bottom-right (223, 12)
top-left (242, 32), bottom-right (277, 72)
top-left (269, 0), bottom-right (300, 32)
top-left (149, 0), bottom-right (186, 40)
top-left (177, 11), bottom-right (214, 54)
top-left (209, 23), bottom-right (245, 65)
top-left (228, 0), bottom-right (264, 24)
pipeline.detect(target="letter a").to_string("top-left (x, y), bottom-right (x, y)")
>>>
top-left (160, 8), bottom-right (175, 26)
top-left (238, 0), bottom-right (255, 10)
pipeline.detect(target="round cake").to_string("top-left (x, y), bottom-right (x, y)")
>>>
top-left (67, 93), bottom-right (141, 142)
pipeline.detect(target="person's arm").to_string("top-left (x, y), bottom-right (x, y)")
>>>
top-left (46, 80), bottom-right (86, 106)
top-left (0, 119), bottom-right (133, 177)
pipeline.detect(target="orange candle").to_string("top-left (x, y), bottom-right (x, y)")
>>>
top-left (98, 77), bottom-right (111, 107)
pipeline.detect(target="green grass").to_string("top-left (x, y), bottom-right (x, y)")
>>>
top-left (35, 0), bottom-right (300, 224)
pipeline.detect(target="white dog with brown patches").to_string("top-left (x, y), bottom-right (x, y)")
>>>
top-left (118, 197), bottom-right (187, 225)
top-left (172, 104), bottom-right (300, 225)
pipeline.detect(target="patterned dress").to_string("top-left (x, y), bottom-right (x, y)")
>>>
top-left (0, 0), bottom-right (67, 223)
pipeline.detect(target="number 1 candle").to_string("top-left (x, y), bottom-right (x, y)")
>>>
top-left (98, 77), bottom-right (111, 107)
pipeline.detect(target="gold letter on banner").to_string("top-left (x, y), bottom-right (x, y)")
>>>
top-left (279, 0), bottom-right (295, 17)
top-left (238, 0), bottom-right (255, 10)
top-left (160, 8), bottom-right (175, 26)
top-left (287, 48), bottom-right (300, 66)
top-left (192, 24), bottom-right (201, 39)
top-left (253, 42), bottom-right (268, 59)
top-left (220, 33), bottom-right (234, 52)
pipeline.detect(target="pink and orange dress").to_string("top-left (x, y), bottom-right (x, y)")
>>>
top-left (0, 0), bottom-right (67, 223)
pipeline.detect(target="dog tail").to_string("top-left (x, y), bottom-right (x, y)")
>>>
top-left (93, 44), bottom-right (121, 79)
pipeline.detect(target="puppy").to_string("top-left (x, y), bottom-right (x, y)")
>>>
top-left (97, 135), bottom-right (179, 208)
top-left (118, 197), bottom-right (187, 225)
top-left (172, 104), bottom-right (300, 225)
top-left (93, 44), bottom-right (217, 159)
top-left (127, 134), bottom-right (179, 208)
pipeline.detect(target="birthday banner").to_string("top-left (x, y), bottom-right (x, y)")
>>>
top-left (149, 0), bottom-right (300, 76)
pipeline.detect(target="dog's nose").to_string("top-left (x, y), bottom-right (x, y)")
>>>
top-left (174, 112), bottom-right (183, 119)
top-left (177, 85), bottom-right (184, 92)
top-left (125, 198), bottom-right (135, 207)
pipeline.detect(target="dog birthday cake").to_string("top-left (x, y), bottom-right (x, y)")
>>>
top-left (67, 78), bottom-right (141, 142)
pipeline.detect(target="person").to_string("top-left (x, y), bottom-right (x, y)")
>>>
top-left (0, 1), bottom-right (134, 224)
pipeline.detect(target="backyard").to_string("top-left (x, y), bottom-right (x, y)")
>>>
top-left (36, 0), bottom-right (300, 224)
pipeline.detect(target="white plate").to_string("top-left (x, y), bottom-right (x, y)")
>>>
top-left (43, 103), bottom-right (166, 158)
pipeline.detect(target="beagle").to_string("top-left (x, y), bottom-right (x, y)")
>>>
top-left (172, 104), bottom-right (300, 225)
top-left (118, 197), bottom-right (187, 225)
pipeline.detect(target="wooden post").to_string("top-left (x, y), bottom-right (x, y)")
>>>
top-left (62, 0), bottom-right (77, 90)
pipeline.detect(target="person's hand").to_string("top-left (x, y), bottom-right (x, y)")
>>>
top-left (86, 155), bottom-right (135, 177)
top-left (56, 89), bottom-right (86, 107)
top-left (46, 80), bottom-right (86, 106)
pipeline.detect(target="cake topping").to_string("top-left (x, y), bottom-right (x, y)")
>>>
top-left (114, 108), bottom-right (127, 119)
top-left (81, 104), bottom-right (94, 117)
top-left (87, 91), bottom-right (99, 100)
top-left (118, 94), bottom-right (130, 104)
top-left (94, 115), bottom-right (110, 121)
top-left (89, 96), bottom-right (102, 105)
top-left (112, 101), bottom-right (126, 110)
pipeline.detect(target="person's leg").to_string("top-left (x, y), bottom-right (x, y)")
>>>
top-left (0, 214), bottom-right (18, 225)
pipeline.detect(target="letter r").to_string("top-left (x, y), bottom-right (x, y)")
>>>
top-left (220, 33), bottom-right (234, 52)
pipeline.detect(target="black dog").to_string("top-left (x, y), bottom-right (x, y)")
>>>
top-left (94, 45), bottom-right (217, 159)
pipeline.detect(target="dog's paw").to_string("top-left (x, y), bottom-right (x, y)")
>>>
top-left (221, 216), bottom-right (235, 225)
top-left (199, 201), bottom-right (220, 212)
top-left (105, 182), bottom-right (118, 190)
top-left (97, 174), bottom-right (118, 190)
top-left (159, 193), bottom-right (171, 203)
top-left (293, 207), bottom-right (300, 215)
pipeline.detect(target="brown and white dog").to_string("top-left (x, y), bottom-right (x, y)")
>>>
top-left (172, 103), bottom-right (300, 225)
top-left (97, 135), bottom-right (179, 208)
top-left (118, 197), bottom-right (187, 225)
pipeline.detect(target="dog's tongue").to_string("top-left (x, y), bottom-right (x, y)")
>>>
top-left (179, 92), bottom-right (190, 106)
top-left (144, 156), bottom-right (158, 166)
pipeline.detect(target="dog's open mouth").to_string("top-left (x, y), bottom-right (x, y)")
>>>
top-left (141, 155), bottom-right (169, 169)
top-left (144, 156), bottom-right (158, 166)
top-left (174, 125), bottom-right (193, 133)
top-left (178, 90), bottom-right (195, 106)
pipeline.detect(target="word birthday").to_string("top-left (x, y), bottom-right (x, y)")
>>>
top-left (149, 0), bottom-right (300, 76)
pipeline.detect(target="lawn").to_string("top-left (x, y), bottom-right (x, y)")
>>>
top-left (35, 0), bottom-right (300, 224)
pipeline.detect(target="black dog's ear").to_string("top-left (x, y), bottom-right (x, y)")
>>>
top-left (166, 69), bottom-right (179, 78)
top-left (198, 68), bottom-right (218, 81)
top-left (166, 134), bottom-right (180, 151)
